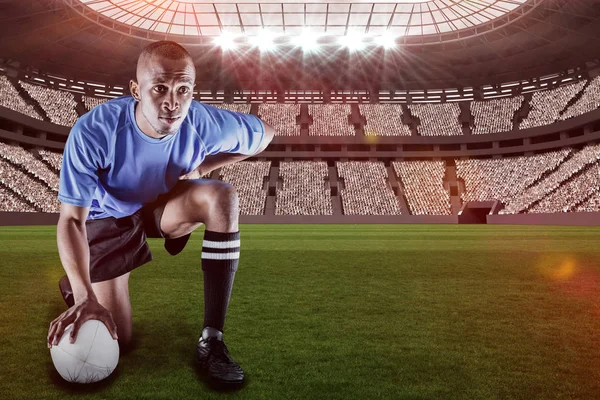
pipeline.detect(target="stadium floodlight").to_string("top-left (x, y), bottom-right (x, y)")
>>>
top-left (292, 29), bottom-right (321, 52)
top-left (250, 30), bottom-right (277, 51)
top-left (339, 31), bottom-right (365, 51)
top-left (213, 32), bottom-right (239, 50)
top-left (375, 32), bottom-right (397, 49)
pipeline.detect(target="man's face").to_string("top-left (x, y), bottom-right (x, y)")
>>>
top-left (130, 54), bottom-right (195, 138)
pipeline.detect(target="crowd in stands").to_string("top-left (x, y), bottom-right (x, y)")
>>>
top-left (528, 162), bottom-right (600, 213)
top-left (3, 140), bottom-right (600, 215)
top-left (0, 142), bottom-right (59, 191)
top-left (0, 75), bottom-right (43, 120)
top-left (501, 143), bottom-right (600, 214)
top-left (19, 81), bottom-right (79, 126)
top-left (0, 185), bottom-right (36, 212)
top-left (559, 76), bottom-right (600, 121)
top-left (409, 102), bottom-right (462, 136)
top-left (308, 104), bottom-right (355, 136)
top-left (3, 75), bottom-right (600, 136)
top-left (258, 104), bottom-right (301, 136)
top-left (471, 96), bottom-right (523, 135)
top-left (457, 149), bottom-right (571, 205)
top-left (212, 103), bottom-right (251, 114)
top-left (38, 149), bottom-right (63, 171)
top-left (393, 160), bottom-right (451, 215)
top-left (359, 104), bottom-right (411, 136)
top-left (337, 161), bottom-right (401, 215)
top-left (0, 158), bottom-right (59, 212)
top-left (519, 81), bottom-right (586, 129)
top-left (219, 161), bottom-right (270, 215)
top-left (575, 189), bottom-right (600, 212)
top-left (276, 161), bottom-right (332, 215)
top-left (83, 95), bottom-right (109, 111)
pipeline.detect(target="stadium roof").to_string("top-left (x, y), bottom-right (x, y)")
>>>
top-left (0, 0), bottom-right (599, 90)
top-left (72, 0), bottom-right (528, 37)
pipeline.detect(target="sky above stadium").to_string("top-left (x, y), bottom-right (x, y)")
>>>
top-left (75, 0), bottom-right (528, 37)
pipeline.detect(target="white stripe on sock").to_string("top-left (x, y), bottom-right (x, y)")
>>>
top-left (202, 239), bottom-right (240, 249)
top-left (201, 251), bottom-right (240, 260)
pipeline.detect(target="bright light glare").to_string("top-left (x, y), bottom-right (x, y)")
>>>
top-left (339, 32), bottom-right (365, 51)
top-left (293, 30), bottom-right (321, 52)
top-left (213, 32), bottom-right (238, 50)
top-left (213, 32), bottom-right (237, 50)
top-left (250, 30), bottom-right (277, 51)
top-left (375, 33), bottom-right (397, 49)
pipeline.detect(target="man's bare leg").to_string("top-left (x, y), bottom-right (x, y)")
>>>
top-left (91, 272), bottom-right (133, 352)
top-left (159, 179), bottom-right (244, 385)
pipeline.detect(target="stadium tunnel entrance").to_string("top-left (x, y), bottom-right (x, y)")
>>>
top-left (458, 201), bottom-right (503, 224)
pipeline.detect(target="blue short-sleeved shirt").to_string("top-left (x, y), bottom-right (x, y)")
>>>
top-left (58, 96), bottom-right (265, 220)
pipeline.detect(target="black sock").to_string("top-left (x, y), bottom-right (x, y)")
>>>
top-left (202, 230), bottom-right (240, 334)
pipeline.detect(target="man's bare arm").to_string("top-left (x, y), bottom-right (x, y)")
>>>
top-left (180, 120), bottom-right (276, 180)
top-left (48, 203), bottom-right (118, 347)
top-left (56, 203), bottom-right (96, 302)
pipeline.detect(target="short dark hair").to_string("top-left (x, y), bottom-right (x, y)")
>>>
top-left (138, 40), bottom-right (193, 64)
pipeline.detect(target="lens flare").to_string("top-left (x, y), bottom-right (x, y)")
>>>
top-left (536, 255), bottom-right (577, 281)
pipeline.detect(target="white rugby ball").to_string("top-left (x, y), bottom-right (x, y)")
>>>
top-left (50, 319), bottom-right (119, 383)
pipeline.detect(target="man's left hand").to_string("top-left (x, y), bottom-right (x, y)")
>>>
top-left (179, 167), bottom-right (203, 180)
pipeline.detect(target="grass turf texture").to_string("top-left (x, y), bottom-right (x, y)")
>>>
top-left (1, 224), bottom-right (600, 399)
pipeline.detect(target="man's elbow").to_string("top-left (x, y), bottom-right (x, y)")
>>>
top-left (258, 120), bottom-right (276, 152)
top-left (263, 121), bottom-right (276, 142)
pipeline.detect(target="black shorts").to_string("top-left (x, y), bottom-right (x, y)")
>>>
top-left (85, 181), bottom-right (192, 283)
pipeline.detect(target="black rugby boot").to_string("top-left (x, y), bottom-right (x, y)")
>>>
top-left (196, 328), bottom-right (244, 386)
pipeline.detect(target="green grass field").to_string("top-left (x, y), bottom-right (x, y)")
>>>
top-left (1, 224), bottom-right (600, 399)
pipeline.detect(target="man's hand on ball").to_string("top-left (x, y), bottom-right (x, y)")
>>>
top-left (47, 297), bottom-right (118, 348)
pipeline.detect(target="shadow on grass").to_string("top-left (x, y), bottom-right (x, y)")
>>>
top-left (191, 356), bottom-right (248, 393)
top-left (46, 297), bottom-right (249, 393)
top-left (47, 360), bottom-right (122, 393)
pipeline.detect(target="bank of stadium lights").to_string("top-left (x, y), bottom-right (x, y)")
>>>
top-left (374, 32), bottom-right (398, 49)
top-left (249, 29), bottom-right (278, 51)
top-left (339, 31), bottom-right (366, 51)
top-left (292, 30), bottom-right (321, 52)
top-left (213, 31), bottom-right (398, 51)
top-left (213, 32), bottom-right (239, 50)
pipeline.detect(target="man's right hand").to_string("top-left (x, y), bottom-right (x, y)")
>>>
top-left (47, 296), bottom-right (118, 348)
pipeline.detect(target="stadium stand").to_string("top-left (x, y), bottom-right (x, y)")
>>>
top-left (38, 149), bottom-right (63, 171)
top-left (219, 161), bottom-right (270, 215)
top-left (559, 76), bottom-right (600, 121)
top-left (359, 104), bottom-right (411, 136)
top-left (471, 96), bottom-right (523, 135)
top-left (308, 104), bottom-right (355, 136)
top-left (0, 185), bottom-right (36, 212)
top-left (519, 80), bottom-right (587, 129)
top-left (83, 95), bottom-right (109, 111)
top-left (212, 103), bottom-right (251, 114)
top-left (258, 103), bottom-right (301, 136)
top-left (0, 142), bottom-right (59, 191)
top-left (409, 102), bottom-right (462, 136)
top-left (528, 161), bottom-right (600, 213)
top-left (575, 190), bottom-right (600, 212)
top-left (393, 160), bottom-right (451, 215)
top-left (0, 75), bottom-right (43, 120)
top-left (337, 161), bottom-right (401, 215)
top-left (456, 149), bottom-right (571, 205)
top-left (276, 161), bottom-right (333, 215)
top-left (19, 81), bottom-right (79, 126)
top-left (501, 143), bottom-right (600, 214)
top-left (0, 158), bottom-right (59, 212)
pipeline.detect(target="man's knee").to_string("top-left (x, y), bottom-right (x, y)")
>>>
top-left (193, 180), bottom-right (239, 215)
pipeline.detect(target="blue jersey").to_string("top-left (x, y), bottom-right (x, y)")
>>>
top-left (58, 96), bottom-right (265, 220)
